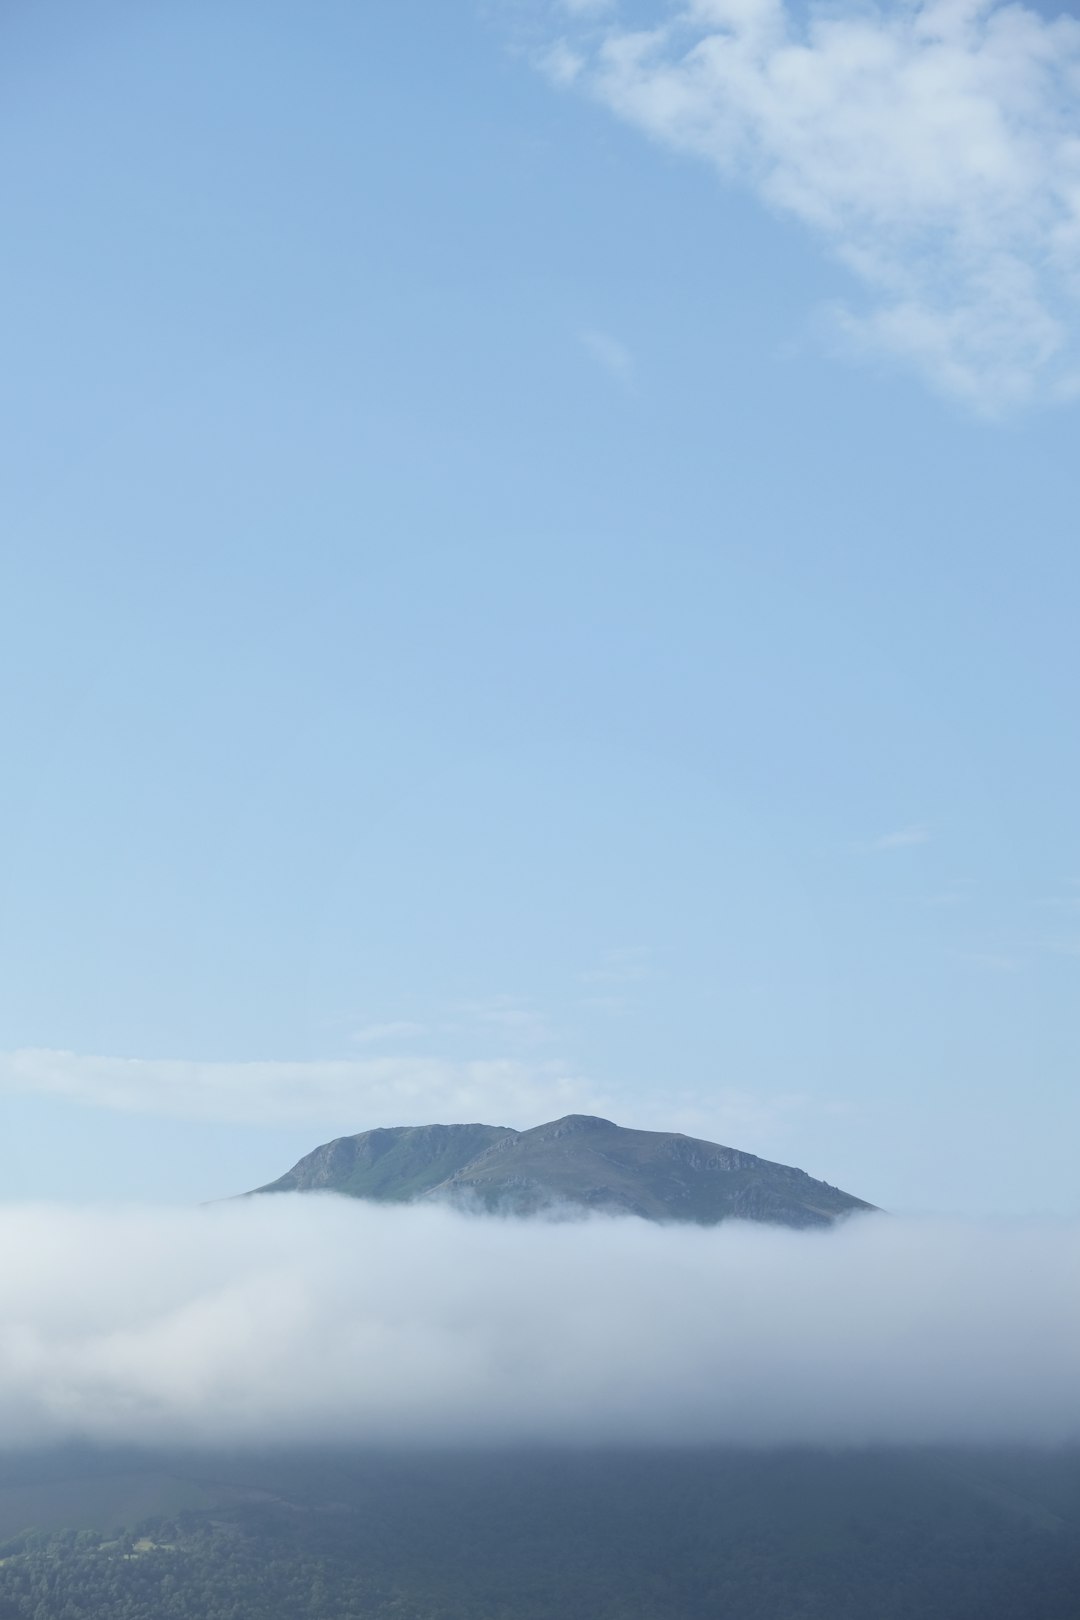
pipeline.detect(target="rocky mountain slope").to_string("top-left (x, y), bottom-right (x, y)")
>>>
top-left (250, 1114), bottom-right (875, 1228)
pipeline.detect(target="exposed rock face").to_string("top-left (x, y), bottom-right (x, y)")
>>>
top-left (249, 1115), bottom-right (876, 1229)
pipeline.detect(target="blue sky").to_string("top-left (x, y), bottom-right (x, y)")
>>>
top-left (2, 0), bottom-right (1078, 1214)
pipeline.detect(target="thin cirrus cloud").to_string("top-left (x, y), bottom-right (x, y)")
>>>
top-left (578, 944), bottom-right (653, 985)
top-left (871, 823), bottom-right (932, 850)
top-left (544, 0), bottom-right (1080, 413)
top-left (0, 1198), bottom-right (1076, 1449)
top-left (0, 1048), bottom-right (602, 1130)
top-left (350, 1021), bottom-right (429, 1046)
top-left (580, 327), bottom-right (636, 384)
top-left (0, 1048), bottom-right (836, 1161)
top-left (559, 0), bottom-right (616, 15)
top-left (443, 996), bottom-right (556, 1045)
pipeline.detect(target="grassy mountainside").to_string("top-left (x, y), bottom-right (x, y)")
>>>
top-left (250, 1113), bottom-right (874, 1227)
top-left (252, 1121), bottom-right (514, 1200)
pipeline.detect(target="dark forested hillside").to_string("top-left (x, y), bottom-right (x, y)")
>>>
top-left (0, 1447), bottom-right (1077, 1620)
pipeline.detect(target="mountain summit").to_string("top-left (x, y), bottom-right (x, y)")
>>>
top-left (249, 1115), bottom-right (875, 1228)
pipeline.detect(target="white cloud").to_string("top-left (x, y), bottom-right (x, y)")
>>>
top-left (0, 1050), bottom-right (851, 1179)
top-left (0, 1048), bottom-right (603, 1129)
top-left (0, 1200), bottom-right (1076, 1449)
top-left (579, 944), bottom-right (653, 984)
top-left (539, 38), bottom-right (586, 86)
top-left (870, 823), bottom-right (931, 849)
top-left (657, 1086), bottom-right (845, 1151)
top-left (1037, 886), bottom-right (1080, 911)
top-left (350, 1021), bottom-right (428, 1046)
top-left (547, 0), bottom-right (1080, 411)
top-left (580, 327), bottom-right (636, 383)
top-left (956, 948), bottom-right (1022, 971)
top-left (445, 995), bottom-right (554, 1042)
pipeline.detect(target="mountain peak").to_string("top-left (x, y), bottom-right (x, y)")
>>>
top-left (523, 1113), bottom-right (617, 1138)
top-left (248, 1115), bottom-right (876, 1229)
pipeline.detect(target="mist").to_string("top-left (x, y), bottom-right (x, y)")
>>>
top-left (2, 1198), bottom-right (1077, 1451)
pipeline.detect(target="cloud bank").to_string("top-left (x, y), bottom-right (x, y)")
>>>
top-left (546, 0), bottom-right (1080, 411)
top-left (1, 1199), bottom-right (1077, 1449)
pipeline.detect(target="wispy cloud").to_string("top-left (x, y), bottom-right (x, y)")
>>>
top-left (0, 1049), bottom-right (603, 1129)
top-left (558, 0), bottom-right (615, 15)
top-left (870, 823), bottom-right (931, 850)
top-left (655, 1087), bottom-right (847, 1155)
top-left (0, 1050), bottom-right (844, 1169)
top-left (539, 38), bottom-right (586, 87)
top-left (579, 945), bottom-right (653, 985)
top-left (918, 889), bottom-right (968, 907)
top-left (350, 1021), bottom-right (427, 1046)
top-left (955, 949), bottom-right (1022, 972)
top-left (544, 0), bottom-right (1080, 412)
top-left (1036, 885), bottom-right (1080, 911)
top-left (445, 996), bottom-right (554, 1043)
top-left (580, 327), bottom-right (636, 385)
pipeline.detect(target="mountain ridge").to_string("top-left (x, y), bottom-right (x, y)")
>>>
top-left (250, 1114), bottom-right (876, 1228)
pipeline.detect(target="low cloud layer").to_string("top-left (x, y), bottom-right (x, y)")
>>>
top-left (545, 0), bottom-right (1080, 411)
top-left (1, 1199), bottom-right (1077, 1450)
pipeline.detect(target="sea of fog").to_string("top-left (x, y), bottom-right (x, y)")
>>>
top-left (1, 1199), bottom-right (1077, 1450)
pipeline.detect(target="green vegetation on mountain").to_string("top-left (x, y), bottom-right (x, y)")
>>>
top-left (0, 1447), bottom-right (1078, 1620)
top-left (253, 1121), bottom-right (513, 1201)
top-left (250, 1113), bottom-right (875, 1227)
